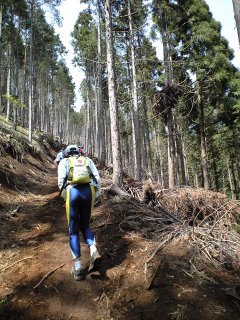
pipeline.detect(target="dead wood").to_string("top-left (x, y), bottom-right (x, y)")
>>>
top-left (33, 263), bottom-right (65, 290)
top-left (145, 258), bottom-right (162, 290)
top-left (144, 233), bottom-right (176, 289)
top-left (0, 256), bottom-right (34, 272)
top-left (105, 181), bottom-right (240, 277)
top-left (107, 184), bottom-right (131, 198)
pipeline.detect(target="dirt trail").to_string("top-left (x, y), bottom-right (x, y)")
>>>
top-left (0, 153), bottom-right (240, 320)
top-left (0, 154), bottom-right (103, 320)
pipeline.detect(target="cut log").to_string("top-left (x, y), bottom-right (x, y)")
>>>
top-left (107, 184), bottom-right (130, 197)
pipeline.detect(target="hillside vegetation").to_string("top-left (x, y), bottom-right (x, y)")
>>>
top-left (0, 119), bottom-right (240, 320)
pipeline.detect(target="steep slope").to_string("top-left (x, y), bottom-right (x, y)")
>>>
top-left (0, 121), bottom-right (240, 320)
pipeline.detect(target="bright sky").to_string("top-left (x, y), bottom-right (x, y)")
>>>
top-left (205, 0), bottom-right (239, 67)
top-left (54, 0), bottom-right (240, 111)
top-left (54, 0), bottom-right (86, 111)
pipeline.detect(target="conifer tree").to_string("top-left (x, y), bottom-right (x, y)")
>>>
top-left (153, 0), bottom-right (238, 192)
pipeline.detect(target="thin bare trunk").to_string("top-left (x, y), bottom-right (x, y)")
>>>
top-left (6, 44), bottom-right (11, 121)
top-left (232, 126), bottom-right (240, 196)
top-left (228, 158), bottom-right (237, 200)
top-left (28, 0), bottom-right (34, 143)
top-left (232, 0), bottom-right (240, 46)
top-left (161, 15), bottom-right (175, 188)
top-left (97, 0), bottom-right (106, 166)
top-left (153, 123), bottom-right (164, 187)
top-left (142, 91), bottom-right (153, 177)
top-left (166, 110), bottom-right (175, 189)
top-left (105, 0), bottom-right (122, 186)
top-left (128, 0), bottom-right (141, 180)
top-left (66, 99), bottom-right (70, 144)
top-left (182, 139), bottom-right (189, 184)
top-left (197, 83), bottom-right (209, 190)
top-left (173, 110), bottom-right (187, 185)
top-left (0, 5), bottom-right (2, 110)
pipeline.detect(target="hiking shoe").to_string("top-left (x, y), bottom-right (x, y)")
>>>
top-left (71, 265), bottom-right (84, 281)
top-left (88, 250), bottom-right (102, 272)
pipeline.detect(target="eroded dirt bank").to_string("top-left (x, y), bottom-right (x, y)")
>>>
top-left (0, 149), bottom-right (240, 320)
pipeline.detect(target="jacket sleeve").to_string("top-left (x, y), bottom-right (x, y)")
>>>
top-left (58, 158), bottom-right (68, 190)
top-left (54, 151), bottom-right (62, 163)
top-left (88, 158), bottom-right (101, 197)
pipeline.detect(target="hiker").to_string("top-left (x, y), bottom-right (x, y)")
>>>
top-left (78, 145), bottom-right (86, 155)
top-left (54, 144), bottom-right (66, 166)
top-left (58, 144), bottom-right (101, 281)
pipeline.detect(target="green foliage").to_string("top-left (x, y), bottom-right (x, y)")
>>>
top-left (71, 10), bottom-right (98, 69)
top-left (3, 94), bottom-right (27, 109)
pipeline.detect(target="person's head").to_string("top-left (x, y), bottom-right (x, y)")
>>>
top-left (79, 145), bottom-right (86, 155)
top-left (64, 144), bottom-right (80, 157)
top-left (61, 143), bottom-right (67, 151)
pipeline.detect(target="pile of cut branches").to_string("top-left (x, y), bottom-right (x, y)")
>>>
top-left (104, 183), bottom-right (240, 278)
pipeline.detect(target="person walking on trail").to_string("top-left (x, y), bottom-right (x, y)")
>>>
top-left (54, 144), bottom-right (66, 166)
top-left (78, 145), bottom-right (86, 155)
top-left (58, 144), bottom-right (101, 281)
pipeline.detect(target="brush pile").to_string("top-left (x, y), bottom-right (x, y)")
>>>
top-left (103, 182), bottom-right (240, 281)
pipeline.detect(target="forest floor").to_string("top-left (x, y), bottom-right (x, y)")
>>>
top-left (0, 126), bottom-right (240, 319)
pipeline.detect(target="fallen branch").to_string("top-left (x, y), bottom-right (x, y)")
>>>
top-left (0, 256), bottom-right (34, 272)
top-left (33, 263), bottom-right (65, 290)
top-left (145, 234), bottom-right (176, 290)
top-left (146, 236), bottom-right (173, 265)
top-left (145, 258), bottom-right (162, 290)
top-left (155, 200), bottom-right (182, 223)
top-left (107, 184), bottom-right (131, 198)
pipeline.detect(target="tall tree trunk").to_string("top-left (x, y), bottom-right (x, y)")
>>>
top-left (136, 30), bottom-right (152, 178)
top-left (162, 20), bottom-right (175, 188)
top-left (228, 158), bottom-right (237, 200)
top-left (194, 173), bottom-right (199, 188)
top-left (166, 110), bottom-right (175, 189)
top-left (142, 93), bottom-right (153, 177)
top-left (28, 0), bottom-right (34, 143)
top-left (13, 17), bottom-right (21, 130)
top-left (153, 122), bottom-right (164, 187)
top-left (86, 80), bottom-right (93, 154)
top-left (97, 0), bottom-right (106, 166)
top-left (66, 99), bottom-right (70, 144)
top-left (13, 55), bottom-right (19, 130)
top-left (6, 44), bottom-right (11, 121)
top-left (128, 0), bottom-right (141, 180)
top-left (0, 5), bottom-right (2, 110)
top-left (105, 0), bottom-right (122, 186)
top-left (197, 84), bottom-right (209, 190)
top-left (173, 110), bottom-right (187, 185)
top-left (232, 125), bottom-right (240, 197)
top-left (51, 67), bottom-right (55, 137)
top-left (21, 46), bottom-right (27, 128)
top-left (232, 0), bottom-right (240, 46)
top-left (182, 139), bottom-right (189, 184)
top-left (210, 144), bottom-right (219, 190)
